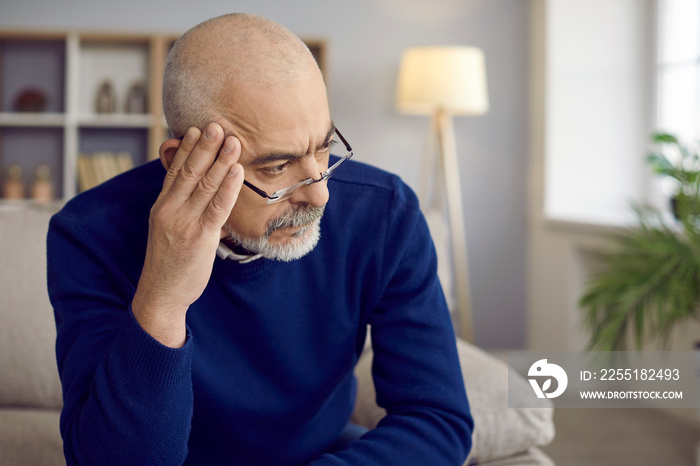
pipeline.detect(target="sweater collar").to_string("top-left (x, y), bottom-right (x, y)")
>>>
top-left (216, 242), bottom-right (263, 264)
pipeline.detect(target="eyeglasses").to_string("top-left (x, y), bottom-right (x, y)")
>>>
top-left (243, 128), bottom-right (353, 204)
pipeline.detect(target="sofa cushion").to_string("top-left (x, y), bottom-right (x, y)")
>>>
top-left (351, 338), bottom-right (555, 465)
top-left (0, 205), bottom-right (63, 409)
top-left (0, 408), bottom-right (64, 466)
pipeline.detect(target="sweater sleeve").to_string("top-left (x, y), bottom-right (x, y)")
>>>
top-left (309, 181), bottom-right (473, 465)
top-left (47, 211), bottom-right (194, 466)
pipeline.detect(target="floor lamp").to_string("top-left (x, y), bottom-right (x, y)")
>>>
top-left (396, 46), bottom-right (489, 343)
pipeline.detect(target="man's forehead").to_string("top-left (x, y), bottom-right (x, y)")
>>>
top-left (219, 77), bottom-right (327, 124)
top-left (212, 74), bottom-right (332, 160)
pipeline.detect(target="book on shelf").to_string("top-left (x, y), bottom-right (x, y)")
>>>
top-left (77, 151), bottom-right (135, 192)
top-left (77, 154), bottom-right (94, 193)
top-left (116, 151), bottom-right (134, 173)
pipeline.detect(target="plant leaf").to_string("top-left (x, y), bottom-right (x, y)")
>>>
top-left (652, 133), bottom-right (678, 143)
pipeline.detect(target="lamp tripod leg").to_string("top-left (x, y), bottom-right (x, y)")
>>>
top-left (436, 109), bottom-right (475, 343)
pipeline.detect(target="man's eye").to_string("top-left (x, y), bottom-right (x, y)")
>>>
top-left (318, 140), bottom-right (338, 154)
top-left (263, 162), bottom-right (290, 175)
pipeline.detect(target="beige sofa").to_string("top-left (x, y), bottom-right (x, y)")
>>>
top-left (0, 204), bottom-right (554, 465)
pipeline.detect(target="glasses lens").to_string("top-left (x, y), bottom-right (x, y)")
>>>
top-left (266, 176), bottom-right (314, 203)
top-left (324, 156), bottom-right (347, 177)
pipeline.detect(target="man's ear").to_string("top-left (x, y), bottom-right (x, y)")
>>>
top-left (159, 139), bottom-right (181, 171)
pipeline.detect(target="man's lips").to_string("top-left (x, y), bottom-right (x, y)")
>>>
top-left (270, 221), bottom-right (313, 239)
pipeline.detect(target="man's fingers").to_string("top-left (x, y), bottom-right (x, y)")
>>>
top-left (157, 123), bottom-right (243, 231)
top-left (161, 127), bottom-right (202, 194)
top-left (167, 123), bottom-right (225, 203)
top-left (201, 163), bottom-right (245, 229)
top-left (186, 135), bottom-right (242, 210)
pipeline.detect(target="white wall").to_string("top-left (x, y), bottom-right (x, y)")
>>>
top-left (1, 0), bottom-right (531, 349)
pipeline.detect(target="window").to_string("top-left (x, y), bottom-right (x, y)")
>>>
top-left (543, 0), bottom-right (651, 225)
top-left (656, 0), bottom-right (700, 141)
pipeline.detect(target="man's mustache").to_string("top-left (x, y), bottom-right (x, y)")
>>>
top-left (264, 206), bottom-right (325, 237)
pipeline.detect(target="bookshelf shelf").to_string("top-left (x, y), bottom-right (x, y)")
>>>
top-left (77, 114), bottom-right (154, 128)
top-left (0, 113), bottom-right (66, 127)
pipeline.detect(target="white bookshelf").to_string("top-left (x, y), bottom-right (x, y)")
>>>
top-left (0, 30), bottom-right (326, 202)
top-left (0, 30), bottom-right (177, 200)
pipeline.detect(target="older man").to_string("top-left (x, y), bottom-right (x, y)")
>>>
top-left (48, 13), bottom-right (472, 465)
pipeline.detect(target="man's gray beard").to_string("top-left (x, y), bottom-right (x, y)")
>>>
top-left (222, 205), bottom-right (325, 262)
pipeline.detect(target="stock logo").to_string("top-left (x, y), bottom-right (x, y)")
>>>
top-left (528, 359), bottom-right (568, 399)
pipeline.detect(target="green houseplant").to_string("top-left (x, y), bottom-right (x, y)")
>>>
top-left (580, 133), bottom-right (700, 351)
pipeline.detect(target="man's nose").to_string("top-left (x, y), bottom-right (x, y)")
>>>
top-left (290, 156), bottom-right (329, 207)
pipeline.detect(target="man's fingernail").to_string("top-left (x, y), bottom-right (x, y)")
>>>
top-left (229, 164), bottom-right (241, 177)
top-left (222, 137), bottom-right (235, 154)
top-left (204, 124), bottom-right (217, 140)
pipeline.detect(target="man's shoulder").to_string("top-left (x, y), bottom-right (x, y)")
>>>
top-left (328, 157), bottom-right (417, 208)
top-left (323, 158), bottom-right (422, 248)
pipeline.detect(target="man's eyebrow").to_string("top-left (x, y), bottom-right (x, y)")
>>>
top-left (248, 151), bottom-right (304, 166)
top-left (249, 123), bottom-right (336, 166)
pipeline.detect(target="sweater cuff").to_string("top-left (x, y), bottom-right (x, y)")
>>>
top-left (110, 305), bottom-right (193, 387)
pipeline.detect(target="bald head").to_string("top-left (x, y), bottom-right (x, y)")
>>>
top-left (163, 13), bottom-right (322, 138)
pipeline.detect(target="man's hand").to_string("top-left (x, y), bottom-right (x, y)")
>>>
top-left (132, 123), bottom-right (244, 347)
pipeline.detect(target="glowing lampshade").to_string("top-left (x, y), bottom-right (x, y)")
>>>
top-left (396, 46), bottom-right (489, 116)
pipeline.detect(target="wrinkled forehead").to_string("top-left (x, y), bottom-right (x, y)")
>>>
top-left (219, 71), bottom-right (329, 133)
top-left (212, 73), bottom-right (331, 162)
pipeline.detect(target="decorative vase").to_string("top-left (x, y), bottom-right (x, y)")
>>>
top-left (31, 165), bottom-right (53, 202)
top-left (3, 165), bottom-right (25, 199)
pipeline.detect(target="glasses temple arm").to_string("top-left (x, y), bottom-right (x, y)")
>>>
top-left (243, 180), bottom-right (272, 199)
top-left (335, 128), bottom-right (352, 152)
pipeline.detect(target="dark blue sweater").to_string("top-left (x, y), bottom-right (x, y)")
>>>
top-left (47, 158), bottom-right (473, 465)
